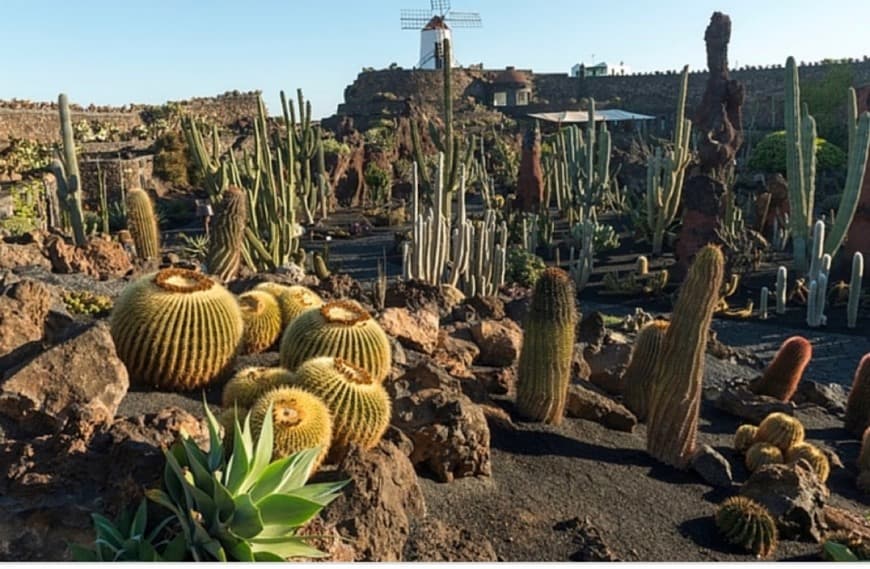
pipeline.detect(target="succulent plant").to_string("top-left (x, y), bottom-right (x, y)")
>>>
top-left (785, 442), bottom-right (830, 483)
top-left (249, 387), bottom-right (333, 470)
top-left (734, 424), bottom-right (759, 453)
top-left (746, 442), bottom-right (784, 472)
top-left (845, 354), bottom-right (870, 437)
top-left (515, 267), bottom-right (578, 425)
top-left (238, 290), bottom-right (283, 354)
top-left (290, 357), bottom-right (391, 451)
top-left (254, 283), bottom-right (324, 328)
top-left (822, 531), bottom-right (870, 561)
top-left (313, 252), bottom-right (331, 279)
top-left (63, 290), bottom-right (113, 316)
top-left (715, 496), bottom-right (778, 558)
top-left (207, 185), bottom-right (248, 283)
top-left (750, 336), bottom-right (812, 401)
top-left (279, 300), bottom-right (391, 383)
top-left (622, 320), bottom-right (669, 421)
top-left (222, 366), bottom-right (295, 409)
top-left (755, 412), bottom-right (805, 452)
top-left (125, 188), bottom-right (161, 260)
top-left (646, 245), bottom-right (724, 468)
top-left (110, 268), bottom-right (243, 391)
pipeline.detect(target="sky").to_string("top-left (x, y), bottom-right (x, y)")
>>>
top-left (3, 0), bottom-right (869, 119)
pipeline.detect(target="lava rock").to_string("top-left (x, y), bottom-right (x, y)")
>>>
top-left (792, 380), bottom-right (849, 414)
top-left (463, 294), bottom-right (506, 320)
top-left (470, 319), bottom-right (522, 367)
top-left (691, 444), bottom-right (733, 488)
top-left (565, 384), bottom-right (637, 432)
top-left (583, 340), bottom-right (631, 395)
top-left (378, 307), bottom-right (440, 354)
top-left (740, 461), bottom-right (827, 541)
top-left (0, 279), bottom-right (52, 369)
top-left (0, 241), bottom-right (51, 272)
top-left (714, 386), bottom-right (795, 424)
top-left (577, 311), bottom-right (606, 346)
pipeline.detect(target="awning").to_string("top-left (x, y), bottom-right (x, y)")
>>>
top-left (528, 109), bottom-right (656, 123)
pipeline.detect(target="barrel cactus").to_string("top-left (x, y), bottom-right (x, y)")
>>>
top-left (248, 386), bottom-right (333, 470)
top-left (715, 496), bottom-right (778, 558)
top-left (206, 185), bottom-right (248, 283)
top-left (622, 320), bottom-right (669, 421)
top-left (110, 268), bottom-right (243, 391)
top-left (734, 424), bottom-right (759, 453)
top-left (238, 290), bottom-right (283, 354)
top-left (515, 267), bottom-right (578, 425)
top-left (279, 299), bottom-right (391, 383)
top-left (785, 442), bottom-right (830, 483)
top-left (646, 245), bottom-right (724, 468)
top-left (290, 357), bottom-right (391, 450)
top-left (845, 354), bottom-right (870, 437)
top-left (221, 366), bottom-right (295, 409)
top-left (254, 283), bottom-right (323, 328)
top-left (746, 442), bottom-right (784, 472)
top-left (755, 412), bottom-right (805, 452)
top-left (125, 188), bottom-right (160, 261)
top-left (750, 336), bottom-right (812, 401)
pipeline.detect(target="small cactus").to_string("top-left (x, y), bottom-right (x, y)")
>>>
top-left (785, 442), bottom-right (830, 483)
top-left (254, 282), bottom-right (323, 328)
top-left (221, 366), bottom-right (295, 409)
top-left (750, 336), bottom-right (812, 401)
top-left (754, 412), bottom-right (805, 452)
top-left (125, 188), bottom-right (161, 260)
top-left (845, 354), bottom-right (870, 437)
top-left (622, 320), bottom-right (669, 421)
top-left (515, 267), bottom-right (578, 425)
top-left (715, 496), bottom-right (778, 558)
top-left (734, 424), bottom-right (759, 453)
top-left (206, 185), bottom-right (248, 282)
top-left (745, 442), bottom-right (784, 472)
top-left (238, 290), bottom-right (283, 354)
top-left (313, 252), bottom-right (331, 279)
top-left (249, 386), bottom-right (333, 470)
top-left (290, 357), bottom-right (391, 450)
top-left (279, 300), bottom-right (392, 382)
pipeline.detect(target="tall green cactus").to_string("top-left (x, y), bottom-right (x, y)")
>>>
top-left (207, 185), bottom-right (248, 282)
top-left (125, 188), bottom-right (161, 260)
top-left (646, 245), bottom-right (725, 468)
top-left (47, 93), bottom-right (87, 246)
top-left (515, 267), bottom-right (578, 424)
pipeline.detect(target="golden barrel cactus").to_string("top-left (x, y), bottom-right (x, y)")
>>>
top-left (110, 268), bottom-right (243, 391)
top-left (279, 300), bottom-right (391, 382)
top-left (254, 283), bottom-right (323, 328)
top-left (221, 366), bottom-right (295, 409)
top-left (715, 496), bottom-right (778, 558)
top-left (745, 442), bottom-right (784, 472)
top-left (238, 290), bottom-right (283, 354)
top-left (622, 320), bottom-right (669, 421)
top-left (249, 387), bottom-right (333, 470)
top-left (290, 357), bottom-right (391, 450)
top-left (734, 424), bottom-right (759, 453)
top-left (754, 412), bottom-right (805, 452)
top-left (785, 442), bottom-right (830, 483)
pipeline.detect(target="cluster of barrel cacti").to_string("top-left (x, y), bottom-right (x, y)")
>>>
top-left (732, 412), bottom-right (830, 482)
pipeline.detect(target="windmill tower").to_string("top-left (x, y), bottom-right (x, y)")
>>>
top-left (400, 0), bottom-right (482, 70)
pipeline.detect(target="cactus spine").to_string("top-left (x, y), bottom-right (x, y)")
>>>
top-left (206, 185), bottom-right (248, 282)
top-left (238, 290), bottom-right (283, 354)
top-left (750, 336), bottom-right (812, 401)
top-left (515, 268), bottom-right (578, 425)
top-left (646, 245), bottom-right (724, 468)
top-left (47, 93), bottom-right (87, 246)
top-left (845, 354), bottom-right (870, 437)
top-left (622, 320), bottom-right (669, 421)
top-left (110, 268), bottom-right (243, 391)
top-left (715, 496), bottom-right (779, 558)
top-left (125, 188), bottom-right (161, 261)
top-left (848, 252), bottom-right (863, 329)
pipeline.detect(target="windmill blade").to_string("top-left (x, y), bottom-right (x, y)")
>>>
top-left (445, 11), bottom-right (482, 27)
top-left (431, 0), bottom-right (451, 16)
top-left (401, 8), bottom-right (434, 29)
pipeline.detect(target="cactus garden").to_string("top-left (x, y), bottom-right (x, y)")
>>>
top-left (3, 6), bottom-right (870, 563)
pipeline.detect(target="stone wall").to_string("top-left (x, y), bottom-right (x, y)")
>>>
top-left (79, 156), bottom-right (154, 202)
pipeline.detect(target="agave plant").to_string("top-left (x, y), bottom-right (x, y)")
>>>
top-left (144, 401), bottom-right (347, 561)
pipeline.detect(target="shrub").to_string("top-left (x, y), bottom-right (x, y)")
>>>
top-left (364, 162), bottom-right (392, 205)
top-left (507, 247), bottom-right (547, 287)
top-left (748, 131), bottom-right (847, 174)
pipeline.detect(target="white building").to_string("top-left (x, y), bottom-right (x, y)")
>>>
top-left (418, 16), bottom-right (455, 69)
top-left (571, 61), bottom-right (632, 78)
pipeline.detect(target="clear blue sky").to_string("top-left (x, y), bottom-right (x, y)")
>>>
top-left (3, 0), bottom-right (869, 119)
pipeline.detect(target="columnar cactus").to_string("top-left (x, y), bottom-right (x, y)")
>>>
top-left (110, 268), bottom-right (243, 391)
top-left (515, 268), bottom-right (578, 425)
top-left (254, 283), bottom-right (323, 328)
top-left (750, 336), bottom-right (812, 401)
top-left (125, 188), bottom-right (161, 261)
top-left (746, 442), bottom-right (784, 472)
top-left (715, 496), bottom-right (779, 558)
top-left (754, 412), bottom-right (805, 451)
top-left (279, 300), bottom-right (392, 382)
top-left (206, 185), bottom-right (248, 283)
top-left (238, 291), bottom-right (283, 355)
top-left (622, 320), bottom-right (669, 421)
top-left (646, 245), bottom-right (724, 468)
top-left (848, 252), bottom-right (863, 329)
top-left (290, 357), bottom-right (391, 450)
top-left (734, 424), bottom-right (759, 453)
top-left (47, 93), bottom-right (87, 246)
top-left (845, 354), bottom-right (870, 436)
top-left (775, 266), bottom-right (787, 315)
top-left (785, 442), bottom-right (830, 483)
top-left (248, 387), bottom-right (333, 470)
top-left (221, 366), bottom-right (295, 409)
top-left (857, 427), bottom-right (870, 492)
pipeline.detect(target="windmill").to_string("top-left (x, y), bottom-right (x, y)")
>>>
top-left (400, 0), bottom-right (482, 70)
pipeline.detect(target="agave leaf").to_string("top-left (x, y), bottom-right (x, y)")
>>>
top-left (249, 536), bottom-right (327, 559)
top-left (225, 412), bottom-right (252, 493)
top-left (68, 543), bottom-right (98, 562)
top-left (274, 448), bottom-right (322, 494)
top-left (239, 402), bottom-right (274, 494)
top-left (129, 499), bottom-right (148, 539)
top-left (285, 480), bottom-right (349, 506)
top-left (180, 435), bottom-right (215, 495)
top-left (161, 532), bottom-right (189, 562)
top-left (164, 450), bottom-right (196, 513)
top-left (202, 395), bottom-right (225, 471)
top-left (91, 514), bottom-right (125, 548)
top-left (248, 454), bottom-right (297, 502)
top-left (184, 479), bottom-right (219, 526)
top-left (228, 539), bottom-right (255, 562)
top-left (824, 541), bottom-right (859, 562)
top-left (253, 550), bottom-right (286, 561)
top-left (145, 513), bottom-right (176, 544)
top-left (135, 538), bottom-right (162, 562)
top-left (145, 489), bottom-right (194, 547)
top-left (161, 453), bottom-right (187, 511)
top-left (229, 493), bottom-right (264, 539)
top-left (255, 494), bottom-right (322, 528)
top-left (212, 476), bottom-right (236, 524)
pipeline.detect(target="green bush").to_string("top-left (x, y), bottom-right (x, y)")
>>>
top-left (507, 247), bottom-right (547, 287)
top-left (747, 131), bottom-right (847, 174)
top-left (153, 132), bottom-right (190, 187)
top-left (364, 162), bottom-right (392, 205)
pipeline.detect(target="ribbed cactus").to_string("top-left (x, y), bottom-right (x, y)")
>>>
top-left (734, 424), bottom-right (759, 453)
top-left (845, 354), bottom-right (870, 436)
top-left (254, 283), bottom-right (323, 328)
top-left (290, 357), bottom-right (391, 450)
top-left (110, 268), bottom-right (243, 391)
top-left (775, 266), bottom-right (787, 314)
top-left (750, 336), bottom-right (812, 401)
top-left (279, 300), bottom-right (392, 383)
top-left (125, 188), bottom-right (161, 261)
top-left (858, 427), bottom-right (870, 492)
top-left (715, 496), bottom-right (779, 558)
top-left (47, 93), bottom-right (87, 246)
top-left (221, 366), bottom-right (295, 409)
top-left (848, 252), bottom-right (863, 329)
top-left (248, 387), bottom-right (333, 470)
top-left (646, 245), bottom-right (724, 468)
top-left (515, 268), bottom-right (578, 425)
top-left (785, 442), bottom-right (830, 483)
top-left (206, 185), bottom-right (248, 283)
top-left (746, 442), bottom-right (784, 472)
top-left (622, 320), bottom-right (669, 421)
top-left (238, 290), bottom-right (283, 354)
top-left (313, 252), bottom-right (331, 280)
top-left (754, 412), bottom-right (805, 452)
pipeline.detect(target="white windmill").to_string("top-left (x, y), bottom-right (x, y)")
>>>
top-left (400, 0), bottom-right (482, 70)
